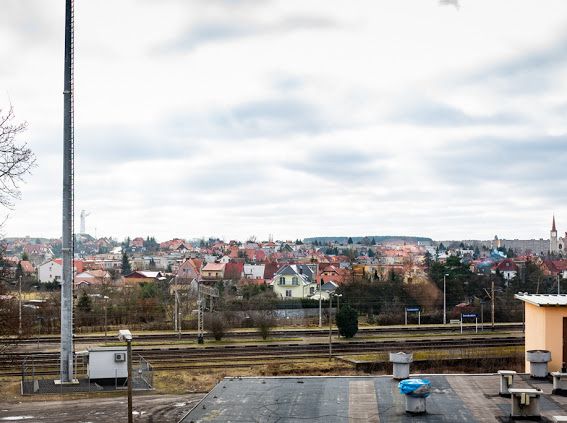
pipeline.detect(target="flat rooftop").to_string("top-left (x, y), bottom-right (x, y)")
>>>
top-left (180, 374), bottom-right (567, 422)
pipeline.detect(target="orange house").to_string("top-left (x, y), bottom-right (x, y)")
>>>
top-left (515, 294), bottom-right (567, 373)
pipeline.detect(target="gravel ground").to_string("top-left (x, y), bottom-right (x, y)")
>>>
top-left (0, 393), bottom-right (204, 422)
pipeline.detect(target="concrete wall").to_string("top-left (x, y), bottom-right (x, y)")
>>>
top-left (525, 303), bottom-right (567, 373)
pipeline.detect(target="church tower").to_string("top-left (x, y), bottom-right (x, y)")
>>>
top-left (550, 215), bottom-right (559, 254)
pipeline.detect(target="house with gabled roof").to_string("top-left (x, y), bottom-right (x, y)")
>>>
top-left (493, 258), bottom-right (519, 280)
top-left (201, 262), bottom-right (226, 280)
top-left (271, 264), bottom-right (317, 299)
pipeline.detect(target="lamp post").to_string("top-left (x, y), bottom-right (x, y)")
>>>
top-left (103, 296), bottom-right (109, 341)
top-left (318, 277), bottom-right (322, 328)
top-left (443, 273), bottom-right (449, 324)
top-left (328, 293), bottom-right (342, 361)
top-left (18, 275), bottom-right (22, 335)
top-left (36, 317), bottom-right (44, 350)
top-left (118, 329), bottom-right (133, 423)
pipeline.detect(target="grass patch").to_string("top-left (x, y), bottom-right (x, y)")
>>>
top-left (341, 345), bottom-right (523, 362)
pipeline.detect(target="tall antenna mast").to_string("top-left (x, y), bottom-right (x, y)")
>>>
top-left (60, 0), bottom-right (75, 383)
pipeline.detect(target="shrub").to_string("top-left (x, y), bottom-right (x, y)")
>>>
top-left (209, 313), bottom-right (227, 341)
top-left (252, 311), bottom-right (276, 340)
top-left (336, 304), bottom-right (358, 338)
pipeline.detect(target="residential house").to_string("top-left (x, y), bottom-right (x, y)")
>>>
top-left (201, 262), bottom-right (226, 280)
top-left (37, 259), bottom-right (85, 284)
top-left (494, 258), bottom-right (519, 280)
top-left (19, 260), bottom-right (35, 276)
top-left (224, 262), bottom-right (244, 280)
top-left (309, 281), bottom-right (339, 300)
top-left (243, 264), bottom-right (265, 280)
top-left (171, 259), bottom-right (201, 294)
top-left (271, 264), bottom-right (317, 299)
top-left (74, 270), bottom-right (111, 288)
top-left (24, 244), bottom-right (54, 266)
top-left (123, 271), bottom-right (166, 285)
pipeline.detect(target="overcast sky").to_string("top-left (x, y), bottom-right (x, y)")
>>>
top-left (1, 0), bottom-right (567, 242)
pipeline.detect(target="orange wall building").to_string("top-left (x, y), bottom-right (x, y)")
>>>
top-left (515, 294), bottom-right (567, 373)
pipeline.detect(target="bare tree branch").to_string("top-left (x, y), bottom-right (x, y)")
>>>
top-left (0, 106), bottom-right (36, 208)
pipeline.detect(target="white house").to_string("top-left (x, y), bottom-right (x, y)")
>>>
top-left (38, 259), bottom-right (84, 283)
top-left (308, 281), bottom-right (339, 301)
top-left (271, 264), bottom-right (317, 299)
top-left (243, 264), bottom-right (265, 280)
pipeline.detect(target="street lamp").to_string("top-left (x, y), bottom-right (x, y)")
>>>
top-left (18, 275), bottom-right (22, 335)
top-left (103, 296), bottom-right (109, 341)
top-left (443, 273), bottom-right (449, 324)
top-left (118, 329), bottom-right (133, 423)
top-left (329, 292), bottom-right (342, 361)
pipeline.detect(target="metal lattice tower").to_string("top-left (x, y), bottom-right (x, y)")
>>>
top-left (60, 0), bottom-right (75, 383)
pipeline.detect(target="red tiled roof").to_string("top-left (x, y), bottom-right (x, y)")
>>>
top-left (19, 260), bottom-right (34, 273)
top-left (225, 262), bottom-right (244, 279)
top-left (54, 259), bottom-right (84, 273)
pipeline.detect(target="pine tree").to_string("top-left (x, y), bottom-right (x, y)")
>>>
top-left (77, 291), bottom-right (92, 313)
top-left (121, 252), bottom-right (132, 275)
top-left (336, 304), bottom-right (358, 338)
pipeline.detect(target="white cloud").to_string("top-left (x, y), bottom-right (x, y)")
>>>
top-left (2, 0), bottom-right (567, 241)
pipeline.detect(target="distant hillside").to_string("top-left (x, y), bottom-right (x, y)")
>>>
top-left (303, 236), bottom-right (433, 244)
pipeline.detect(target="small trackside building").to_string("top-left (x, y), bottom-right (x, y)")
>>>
top-left (515, 293), bottom-right (567, 373)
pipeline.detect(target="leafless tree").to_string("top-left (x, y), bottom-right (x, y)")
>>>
top-left (0, 106), bottom-right (36, 208)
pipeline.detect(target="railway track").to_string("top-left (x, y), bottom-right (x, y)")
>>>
top-left (11, 322), bottom-right (523, 345)
top-left (0, 335), bottom-right (524, 377)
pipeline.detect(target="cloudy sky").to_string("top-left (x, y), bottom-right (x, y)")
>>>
top-left (1, 0), bottom-right (567, 242)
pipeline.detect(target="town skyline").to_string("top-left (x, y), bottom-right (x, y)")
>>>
top-left (2, 213), bottom-right (565, 244)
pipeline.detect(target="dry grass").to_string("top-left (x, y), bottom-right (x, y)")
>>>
top-left (341, 346), bottom-right (522, 362)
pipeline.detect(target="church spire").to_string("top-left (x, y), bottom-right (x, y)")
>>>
top-left (552, 215), bottom-right (557, 232)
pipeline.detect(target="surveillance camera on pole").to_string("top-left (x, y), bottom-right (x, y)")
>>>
top-left (118, 329), bottom-right (133, 423)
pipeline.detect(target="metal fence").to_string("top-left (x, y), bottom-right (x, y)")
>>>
top-left (20, 353), bottom-right (153, 395)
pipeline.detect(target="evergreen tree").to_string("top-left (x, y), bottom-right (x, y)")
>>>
top-left (121, 252), bottom-right (132, 275)
top-left (336, 303), bottom-right (358, 338)
top-left (347, 237), bottom-right (353, 245)
top-left (15, 262), bottom-right (23, 280)
top-left (77, 291), bottom-right (92, 313)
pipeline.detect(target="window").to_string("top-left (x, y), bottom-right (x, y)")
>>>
top-left (278, 276), bottom-right (285, 285)
top-left (285, 289), bottom-right (292, 297)
top-left (292, 276), bottom-right (299, 285)
top-left (310, 287), bottom-right (315, 295)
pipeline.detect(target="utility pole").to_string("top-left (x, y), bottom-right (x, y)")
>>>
top-left (18, 276), bottom-right (22, 335)
top-left (491, 278), bottom-right (495, 330)
top-left (174, 290), bottom-right (178, 333)
top-left (443, 274), bottom-right (449, 324)
top-left (197, 283), bottom-right (204, 344)
top-left (317, 264), bottom-right (322, 328)
top-left (104, 298), bottom-right (108, 341)
top-left (328, 293), bottom-right (333, 361)
top-left (176, 290), bottom-right (182, 339)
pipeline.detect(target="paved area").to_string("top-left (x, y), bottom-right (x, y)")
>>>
top-left (180, 374), bottom-right (567, 422)
top-left (0, 393), bottom-right (203, 422)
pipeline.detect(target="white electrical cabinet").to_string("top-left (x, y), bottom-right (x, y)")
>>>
top-left (87, 347), bottom-right (128, 379)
